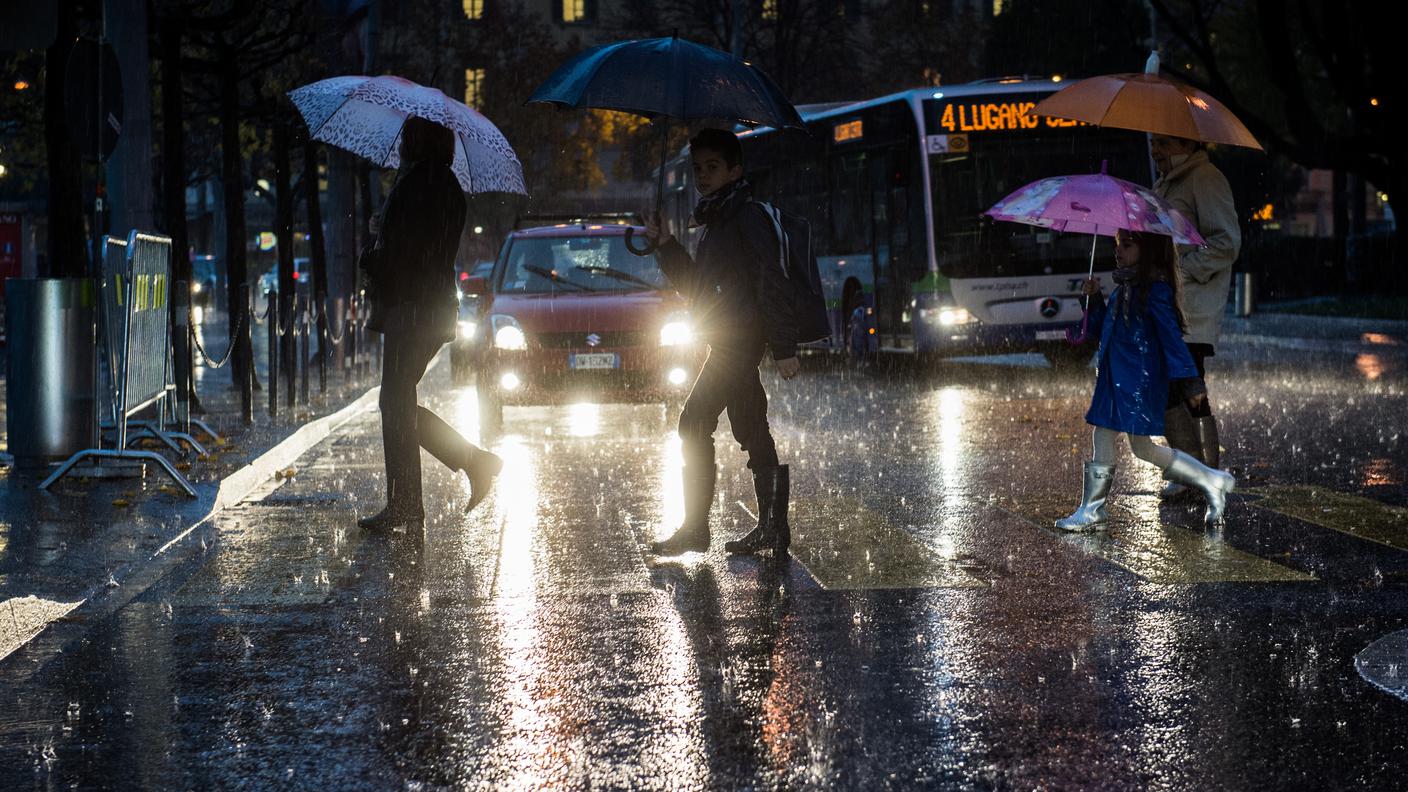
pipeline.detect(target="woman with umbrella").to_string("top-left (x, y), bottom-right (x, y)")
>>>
top-left (288, 75), bottom-right (525, 531)
top-left (357, 117), bottom-right (503, 533)
top-left (1149, 133), bottom-right (1241, 494)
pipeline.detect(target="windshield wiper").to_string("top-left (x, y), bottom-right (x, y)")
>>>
top-left (523, 264), bottom-right (592, 292)
top-left (578, 266), bottom-right (657, 289)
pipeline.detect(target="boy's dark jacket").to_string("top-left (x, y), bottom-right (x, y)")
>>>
top-left (656, 186), bottom-right (798, 360)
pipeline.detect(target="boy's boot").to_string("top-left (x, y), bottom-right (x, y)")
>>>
top-left (1055, 461), bottom-right (1115, 531)
top-left (1163, 450), bottom-right (1236, 524)
top-left (463, 447), bottom-right (505, 513)
top-left (650, 465), bottom-right (716, 555)
top-left (1194, 415), bottom-right (1221, 470)
top-left (1160, 405), bottom-right (1200, 498)
top-left (726, 465), bottom-right (790, 555)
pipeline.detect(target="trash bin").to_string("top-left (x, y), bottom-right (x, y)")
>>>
top-left (4, 278), bottom-right (97, 468)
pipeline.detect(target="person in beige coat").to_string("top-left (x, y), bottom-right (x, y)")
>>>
top-left (1150, 135), bottom-right (1241, 494)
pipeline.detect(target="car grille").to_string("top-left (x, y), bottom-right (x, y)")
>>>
top-left (535, 330), bottom-right (648, 349)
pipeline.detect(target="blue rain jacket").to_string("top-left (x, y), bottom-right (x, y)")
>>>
top-left (1085, 281), bottom-right (1203, 436)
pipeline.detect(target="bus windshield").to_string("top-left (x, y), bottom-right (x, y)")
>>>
top-left (926, 108), bottom-right (1149, 280)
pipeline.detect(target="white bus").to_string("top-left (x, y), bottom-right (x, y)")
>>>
top-left (661, 77), bottom-right (1151, 366)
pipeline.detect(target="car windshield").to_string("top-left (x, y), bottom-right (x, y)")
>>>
top-left (497, 235), bottom-right (667, 294)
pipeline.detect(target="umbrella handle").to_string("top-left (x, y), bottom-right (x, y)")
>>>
top-left (1065, 308), bottom-right (1090, 345)
top-left (623, 227), bottom-right (658, 257)
top-left (1066, 232), bottom-right (1099, 345)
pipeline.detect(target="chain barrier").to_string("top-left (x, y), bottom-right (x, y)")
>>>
top-left (189, 287), bottom-right (248, 370)
top-left (324, 296), bottom-right (349, 346)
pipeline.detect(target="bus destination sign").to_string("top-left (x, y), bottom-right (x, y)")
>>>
top-left (833, 119), bottom-right (863, 143)
top-left (936, 100), bottom-right (1083, 134)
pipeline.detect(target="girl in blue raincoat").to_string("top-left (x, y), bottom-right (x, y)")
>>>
top-left (1056, 230), bottom-right (1236, 529)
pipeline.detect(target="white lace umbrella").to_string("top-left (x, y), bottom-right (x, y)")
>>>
top-left (288, 75), bottom-right (527, 195)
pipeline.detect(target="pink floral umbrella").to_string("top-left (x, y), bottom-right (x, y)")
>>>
top-left (983, 162), bottom-right (1205, 342)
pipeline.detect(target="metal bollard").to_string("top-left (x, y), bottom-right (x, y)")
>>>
top-left (173, 281), bottom-right (193, 435)
top-left (1235, 272), bottom-right (1255, 317)
top-left (267, 289), bottom-right (279, 417)
top-left (300, 301), bottom-right (311, 405)
top-left (317, 297), bottom-right (328, 394)
top-left (241, 285), bottom-right (255, 424)
top-left (284, 300), bottom-right (296, 410)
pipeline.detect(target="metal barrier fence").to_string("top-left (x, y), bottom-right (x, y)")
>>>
top-left (41, 231), bottom-right (198, 496)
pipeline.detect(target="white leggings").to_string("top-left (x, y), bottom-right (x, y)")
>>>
top-left (1091, 426), bottom-right (1175, 470)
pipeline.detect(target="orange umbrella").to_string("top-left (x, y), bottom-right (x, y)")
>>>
top-left (1032, 72), bottom-right (1263, 150)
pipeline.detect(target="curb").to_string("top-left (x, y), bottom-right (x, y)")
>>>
top-left (0, 385), bottom-right (380, 673)
top-left (154, 385), bottom-right (381, 558)
top-left (1221, 333), bottom-right (1408, 356)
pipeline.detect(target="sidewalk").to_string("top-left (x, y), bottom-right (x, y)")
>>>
top-left (0, 317), bottom-right (383, 667)
top-left (1221, 310), bottom-right (1408, 354)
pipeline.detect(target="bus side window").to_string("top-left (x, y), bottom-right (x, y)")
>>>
top-left (830, 153), bottom-right (867, 255)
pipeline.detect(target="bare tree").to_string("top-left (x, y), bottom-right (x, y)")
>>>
top-left (1149, 0), bottom-right (1402, 265)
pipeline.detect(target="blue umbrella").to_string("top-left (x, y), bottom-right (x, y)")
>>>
top-left (528, 35), bottom-right (804, 130)
top-left (529, 35), bottom-right (804, 252)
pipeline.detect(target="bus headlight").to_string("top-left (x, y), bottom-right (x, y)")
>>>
top-left (920, 307), bottom-right (973, 326)
top-left (457, 320), bottom-right (477, 340)
top-left (659, 318), bottom-right (694, 347)
top-left (490, 315), bottom-right (527, 350)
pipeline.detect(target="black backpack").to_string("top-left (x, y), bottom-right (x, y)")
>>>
top-left (754, 202), bottom-right (833, 345)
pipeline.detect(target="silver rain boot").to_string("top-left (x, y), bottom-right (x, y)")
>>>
top-left (1163, 449), bottom-right (1236, 524)
top-left (1055, 461), bottom-right (1116, 531)
top-left (1160, 405), bottom-right (1200, 498)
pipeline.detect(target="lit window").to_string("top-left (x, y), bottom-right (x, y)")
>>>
top-left (462, 0), bottom-right (483, 19)
top-left (562, 0), bottom-right (586, 22)
top-left (464, 68), bottom-right (484, 108)
top-left (762, 0), bottom-right (778, 20)
top-left (993, 0), bottom-right (1006, 14)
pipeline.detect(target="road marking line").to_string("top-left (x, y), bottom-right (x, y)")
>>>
top-left (998, 495), bottom-right (1316, 584)
top-left (788, 497), bottom-right (987, 590)
top-left (1243, 485), bottom-right (1408, 552)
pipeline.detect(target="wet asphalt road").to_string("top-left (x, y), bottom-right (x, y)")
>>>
top-left (1, 340), bottom-right (1406, 790)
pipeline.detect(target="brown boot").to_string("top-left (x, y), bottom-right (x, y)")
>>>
top-left (1161, 404), bottom-right (1201, 498)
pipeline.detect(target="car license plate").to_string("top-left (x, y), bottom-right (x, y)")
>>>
top-left (570, 353), bottom-right (618, 370)
top-left (1035, 330), bottom-right (1066, 341)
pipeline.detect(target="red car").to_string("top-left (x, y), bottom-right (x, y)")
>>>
top-left (464, 223), bottom-right (704, 425)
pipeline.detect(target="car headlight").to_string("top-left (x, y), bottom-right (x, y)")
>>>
top-left (490, 315), bottom-right (527, 350)
top-left (457, 320), bottom-right (477, 340)
top-left (191, 282), bottom-right (203, 295)
top-left (659, 317), bottom-right (694, 347)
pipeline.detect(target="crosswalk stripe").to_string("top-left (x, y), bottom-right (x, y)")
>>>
top-left (1244, 485), bottom-right (1408, 552)
top-left (788, 497), bottom-right (987, 590)
top-left (998, 495), bottom-right (1316, 584)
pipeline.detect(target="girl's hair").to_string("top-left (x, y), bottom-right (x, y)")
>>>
top-left (399, 116), bottom-right (455, 166)
top-left (1119, 230), bottom-right (1188, 331)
